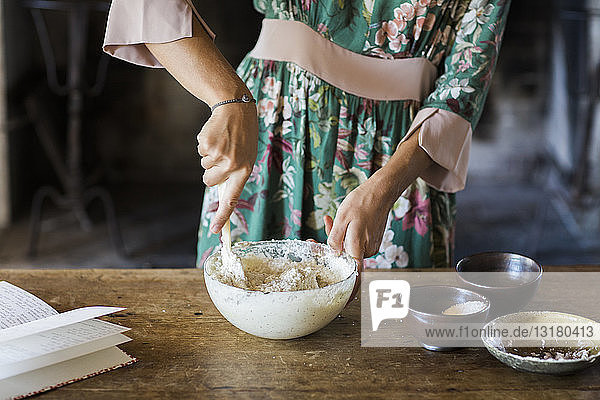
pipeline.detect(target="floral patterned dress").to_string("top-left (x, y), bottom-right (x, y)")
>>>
top-left (196, 0), bottom-right (510, 268)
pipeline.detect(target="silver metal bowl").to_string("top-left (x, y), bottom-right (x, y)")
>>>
top-left (203, 239), bottom-right (357, 339)
top-left (482, 311), bottom-right (600, 374)
top-left (408, 285), bottom-right (490, 351)
top-left (456, 252), bottom-right (543, 319)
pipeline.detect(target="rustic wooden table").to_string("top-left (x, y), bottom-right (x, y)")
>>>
top-left (1, 268), bottom-right (599, 399)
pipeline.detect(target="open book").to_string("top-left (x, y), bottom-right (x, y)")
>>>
top-left (0, 281), bottom-right (136, 400)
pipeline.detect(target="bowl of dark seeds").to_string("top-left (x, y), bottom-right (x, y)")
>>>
top-left (482, 311), bottom-right (600, 374)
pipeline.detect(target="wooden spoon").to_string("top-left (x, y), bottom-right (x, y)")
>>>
top-left (217, 183), bottom-right (245, 284)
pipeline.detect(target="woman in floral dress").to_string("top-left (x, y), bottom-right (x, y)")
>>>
top-left (104, 0), bottom-right (511, 268)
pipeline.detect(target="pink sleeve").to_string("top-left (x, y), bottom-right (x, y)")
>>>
top-left (103, 0), bottom-right (215, 68)
top-left (400, 108), bottom-right (472, 193)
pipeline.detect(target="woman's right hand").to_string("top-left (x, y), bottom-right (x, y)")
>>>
top-left (144, 17), bottom-right (259, 235)
top-left (197, 98), bottom-right (258, 234)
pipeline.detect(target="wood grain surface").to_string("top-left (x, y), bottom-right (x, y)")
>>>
top-left (1, 268), bottom-right (599, 399)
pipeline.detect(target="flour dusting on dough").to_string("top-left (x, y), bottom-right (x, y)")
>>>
top-left (207, 241), bottom-right (353, 292)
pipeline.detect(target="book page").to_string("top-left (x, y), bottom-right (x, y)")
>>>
top-left (0, 319), bottom-right (129, 364)
top-left (0, 282), bottom-right (57, 329)
top-left (0, 347), bottom-right (136, 400)
top-left (0, 333), bottom-right (131, 380)
top-left (0, 306), bottom-right (125, 343)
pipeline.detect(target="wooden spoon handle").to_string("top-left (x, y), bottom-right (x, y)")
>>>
top-left (218, 183), bottom-right (232, 254)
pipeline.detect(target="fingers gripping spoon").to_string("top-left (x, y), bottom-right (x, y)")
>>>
top-left (218, 183), bottom-right (246, 287)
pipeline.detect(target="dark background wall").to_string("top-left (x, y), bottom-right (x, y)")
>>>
top-left (2, 0), bottom-right (263, 219)
top-left (3, 0), bottom-right (48, 219)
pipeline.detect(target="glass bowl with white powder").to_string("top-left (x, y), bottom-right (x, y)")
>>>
top-left (408, 285), bottom-right (490, 351)
top-left (203, 239), bottom-right (358, 339)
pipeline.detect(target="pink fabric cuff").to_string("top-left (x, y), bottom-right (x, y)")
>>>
top-left (103, 0), bottom-right (215, 68)
top-left (400, 108), bottom-right (472, 193)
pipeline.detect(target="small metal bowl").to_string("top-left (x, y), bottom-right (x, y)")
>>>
top-left (456, 252), bottom-right (543, 319)
top-left (482, 311), bottom-right (600, 375)
top-left (408, 285), bottom-right (490, 351)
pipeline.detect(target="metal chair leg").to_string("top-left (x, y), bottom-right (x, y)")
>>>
top-left (85, 186), bottom-right (128, 257)
top-left (28, 185), bottom-right (65, 257)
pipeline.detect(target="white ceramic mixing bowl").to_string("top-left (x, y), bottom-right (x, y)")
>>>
top-left (204, 240), bottom-right (357, 339)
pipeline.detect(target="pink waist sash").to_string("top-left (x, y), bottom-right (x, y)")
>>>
top-left (248, 19), bottom-right (438, 101)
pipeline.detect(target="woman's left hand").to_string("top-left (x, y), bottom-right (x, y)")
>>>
top-left (325, 172), bottom-right (397, 264)
top-left (324, 128), bottom-right (433, 265)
